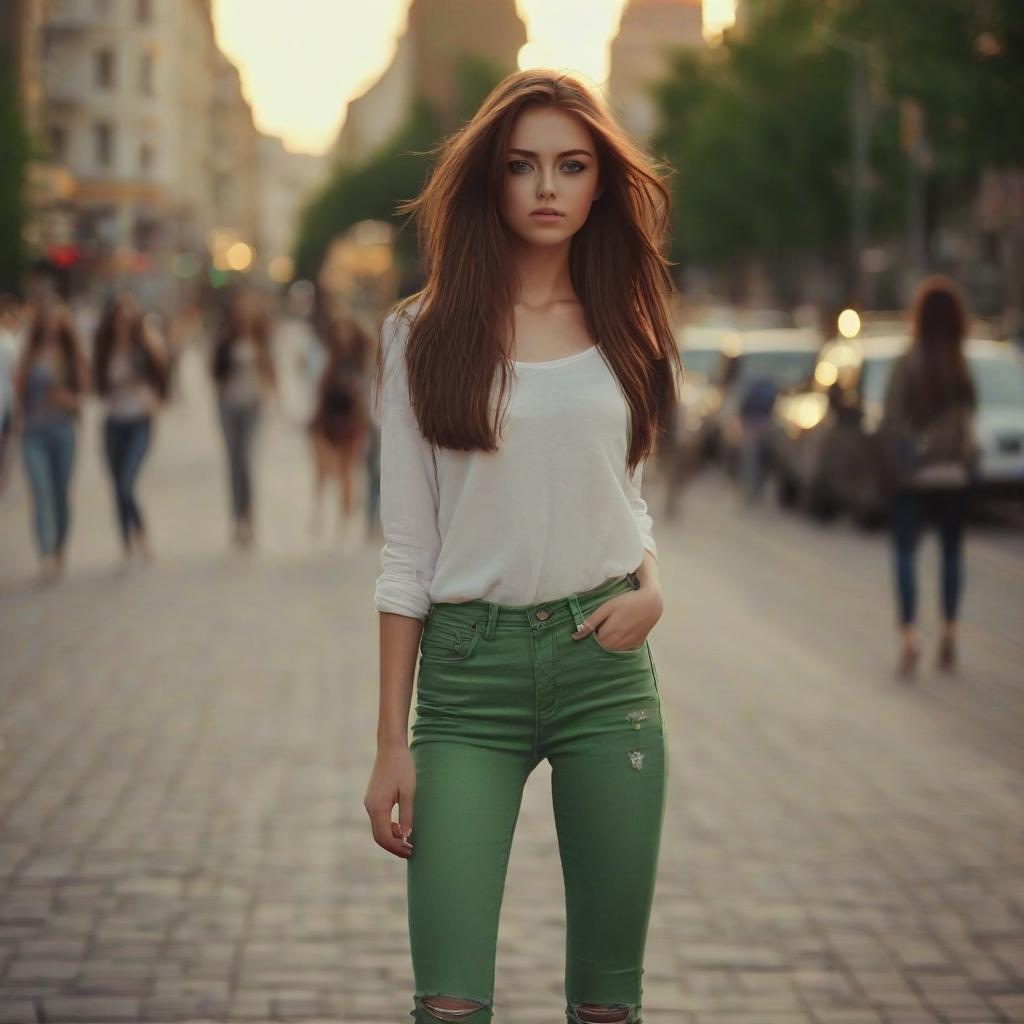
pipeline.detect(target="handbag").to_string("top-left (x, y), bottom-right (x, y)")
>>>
top-left (881, 402), bottom-right (979, 491)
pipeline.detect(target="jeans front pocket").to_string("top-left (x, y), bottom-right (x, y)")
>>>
top-left (590, 630), bottom-right (649, 656)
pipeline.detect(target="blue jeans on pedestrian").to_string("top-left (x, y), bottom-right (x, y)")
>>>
top-left (21, 418), bottom-right (77, 558)
top-left (889, 486), bottom-right (968, 626)
top-left (217, 398), bottom-right (261, 523)
top-left (739, 418), bottom-right (769, 500)
top-left (103, 414), bottom-right (153, 547)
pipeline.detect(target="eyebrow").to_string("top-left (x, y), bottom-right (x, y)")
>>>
top-left (509, 148), bottom-right (593, 159)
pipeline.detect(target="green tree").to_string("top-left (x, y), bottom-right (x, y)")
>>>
top-left (651, 0), bottom-right (1022, 304)
top-left (652, 1), bottom-right (870, 303)
top-left (292, 97), bottom-right (441, 281)
top-left (292, 55), bottom-right (507, 282)
top-left (0, 51), bottom-right (30, 293)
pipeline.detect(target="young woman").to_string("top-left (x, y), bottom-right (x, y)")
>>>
top-left (13, 298), bottom-right (90, 581)
top-left (879, 275), bottom-right (978, 679)
top-left (210, 292), bottom-right (278, 549)
top-left (363, 71), bottom-right (682, 1024)
top-left (93, 291), bottom-right (168, 566)
top-left (306, 314), bottom-right (372, 542)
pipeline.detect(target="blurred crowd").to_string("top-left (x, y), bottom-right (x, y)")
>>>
top-left (3, 271), bottom-right (1022, 681)
top-left (0, 285), bottom-right (382, 581)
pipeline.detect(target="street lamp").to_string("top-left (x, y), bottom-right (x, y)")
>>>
top-left (817, 27), bottom-right (878, 310)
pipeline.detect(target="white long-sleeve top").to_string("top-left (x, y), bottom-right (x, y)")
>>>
top-left (373, 302), bottom-right (658, 620)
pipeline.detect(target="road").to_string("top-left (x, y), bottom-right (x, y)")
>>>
top-left (1, 329), bottom-right (1022, 1023)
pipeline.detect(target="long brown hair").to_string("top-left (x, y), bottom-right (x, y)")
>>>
top-left (17, 301), bottom-right (88, 396)
top-left (92, 292), bottom-right (167, 398)
top-left (211, 293), bottom-right (276, 387)
top-left (323, 314), bottom-right (372, 370)
top-left (904, 274), bottom-right (976, 428)
top-left (376, 69), bottom-right (682, 473)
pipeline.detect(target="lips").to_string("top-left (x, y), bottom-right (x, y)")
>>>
top-left (530, 209), bottom-right (565, 220)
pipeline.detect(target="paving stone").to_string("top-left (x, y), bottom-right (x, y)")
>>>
top-left (1, 340), bottom-right (1023, 1024)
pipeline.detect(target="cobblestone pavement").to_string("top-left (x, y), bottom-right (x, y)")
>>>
top-left (1, 336), bottom-right (1022, 1024)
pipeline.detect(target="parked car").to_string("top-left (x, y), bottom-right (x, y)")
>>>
top-left (705, 328), bottom-right (822, 476)
top-left (672, 326), bottom-right (733, 465)
top-left (766, 334), bottom-right (1024, 526)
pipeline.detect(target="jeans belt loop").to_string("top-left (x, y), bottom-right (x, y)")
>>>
top-left (567, 591), bottom-right (586, 632)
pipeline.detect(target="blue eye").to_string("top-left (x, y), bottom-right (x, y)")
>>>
top-left (507, 159), bottom-right (588, 174)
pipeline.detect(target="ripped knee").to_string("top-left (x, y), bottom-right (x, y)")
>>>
top-left (414, 993), bottom-right (492, 1022)
top-left (568, 1002), bottom-right (636, 1024)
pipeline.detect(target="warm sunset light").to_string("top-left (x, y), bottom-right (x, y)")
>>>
top-left (213, 1), bottom-right (737, 154)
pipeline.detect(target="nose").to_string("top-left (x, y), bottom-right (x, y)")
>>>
top-left (537, 169), bottom-right (556, 200)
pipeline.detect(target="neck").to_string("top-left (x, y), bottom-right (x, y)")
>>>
top-left (509, 235), bottom-right (576, 308)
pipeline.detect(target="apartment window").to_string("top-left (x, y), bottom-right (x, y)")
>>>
top-left (140, 53), bottom-right (154, 94)
top-left (95, 48), bottom-right (115, 89)
top-left (94, 122), bottom-right (114, 168)
top-left (139, 142), bottom-right (155, 173)
top-left (136, 0), bottom-right (152, 24)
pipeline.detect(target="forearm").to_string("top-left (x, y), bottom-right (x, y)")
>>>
top-left (376, 611), bottom-right (424, 749)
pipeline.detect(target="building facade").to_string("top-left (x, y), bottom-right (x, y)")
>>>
top-left (608, 0), bottom-right (705, 139)
top-left (333, 0), bottom-right (527, 166)
top-left (35, 0), bottom-right (259, 297)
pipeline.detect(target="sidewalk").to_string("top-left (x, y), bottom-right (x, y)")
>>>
top-left (1, 340), bottom-right (1022, 1023)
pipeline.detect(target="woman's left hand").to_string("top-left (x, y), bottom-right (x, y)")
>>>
top-left (571, 585), bottom-right (663, 652)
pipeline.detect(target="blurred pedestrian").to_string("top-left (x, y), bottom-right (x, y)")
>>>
top-left (306, 314), bottom-right (372, 545)
top-left (737, 374), bottom-right (778, 504)
top-left (0, 293), bottom-right (25, 494)
top-left (92, 291), bottom-right (169, 567)
top-left (878, 275), bottom-right (979, 679)
top-left (210, 292), bottom-right (278, 549)
top-left (12, 299), bottom-right (90, 582)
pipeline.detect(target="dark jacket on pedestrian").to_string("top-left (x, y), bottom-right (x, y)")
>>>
top-left (877, 346), bottom-right (979, 492)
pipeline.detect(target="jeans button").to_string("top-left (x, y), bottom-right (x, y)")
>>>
top-left (535, 608), bottom-right (550, 621)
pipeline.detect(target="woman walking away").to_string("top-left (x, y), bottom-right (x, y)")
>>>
top-left (210, 292), bottom-right (278, 550)
top-left (306, 314), bottom-right (373, 545)
top-left (93, 291), bottom-right (169, 568)
top-left (12, 299), bottom-right (90, 582)
top-left (879, 274), bottom-right (979, 680)
top-left (363, 69), bottom-right (682, 1024)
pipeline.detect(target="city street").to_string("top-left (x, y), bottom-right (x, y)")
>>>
top-left (1, 336), bottom-right (1023, 1024)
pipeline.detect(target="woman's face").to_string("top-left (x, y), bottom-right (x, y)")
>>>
top-left (499, 104), bottom-right (602, 249)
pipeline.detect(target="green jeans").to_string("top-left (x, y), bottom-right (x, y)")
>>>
top-left (407, 570), bottom-right (668, 1024)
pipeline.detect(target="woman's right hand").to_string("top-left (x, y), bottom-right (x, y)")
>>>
top-left (364, 741), bottom-right (416, 859)
top-left (51, 386), bottom-right (80, 414)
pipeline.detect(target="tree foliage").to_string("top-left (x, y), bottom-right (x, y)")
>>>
top-left (0, 51), bottom-right (31, 294)
top-left (651, 0), bottom-right (1021, 290)
top-left (292, 54), bottom-right (507, 282)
